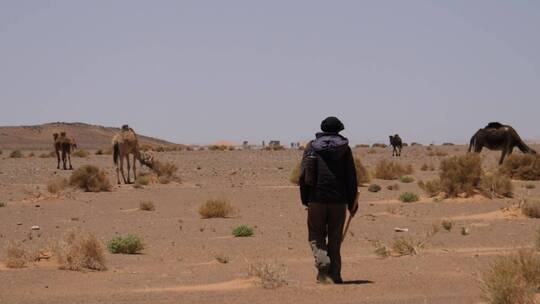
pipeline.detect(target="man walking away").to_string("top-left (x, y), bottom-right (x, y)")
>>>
top-left (299, 116), bottom-right (358, 284)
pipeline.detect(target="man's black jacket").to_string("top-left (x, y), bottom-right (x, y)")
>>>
top-left (299, 132), bottom-right (358, 210)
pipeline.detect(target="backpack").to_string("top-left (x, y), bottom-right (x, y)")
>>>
top-left (302, 144), bottom-right (318, 186)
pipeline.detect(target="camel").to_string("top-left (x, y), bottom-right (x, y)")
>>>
top-left (389, 134), bottom-right (403, 156)
top-left (53, 132), bottom-right (75, 170)
top-left (469, 122), bottom-right (537, 165)
top-left (112, 125), bottom-right (148, 184)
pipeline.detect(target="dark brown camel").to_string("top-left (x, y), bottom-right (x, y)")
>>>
top-left (389, 134), bottom-right (403, 156)
top-left (53, 132), bottom-right (76, 170)
top-left (468, 122), bottom-right (536, 165)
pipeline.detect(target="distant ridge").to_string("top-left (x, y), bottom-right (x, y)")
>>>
top-left (0, 122), bottom-right (176, 150)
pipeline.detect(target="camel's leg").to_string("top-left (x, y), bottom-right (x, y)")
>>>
top-left (67, 152), bottom-right (73, 170)
top-left (398, 147), bottom-right (402, 156)
top-left (56, 149), bottom-right (61, 169)
top-left (119, 156), bottom-right (127, 184)
top-left (126, 154), bottom-right (131, 184)
top-left (116, 164), bottom-right (121, 185)
top-left (62, 150), bottom-right (67, 170)
top-left (132, 153), bottom-right (137, 182)
top-left (499, 150), bottom-right (507, 165)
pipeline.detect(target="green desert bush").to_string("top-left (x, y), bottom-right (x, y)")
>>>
top-left (419, 154), bottom-right (482, 198)
top-left (107, 234), bottom-right (144, 254)
top-left (9, 150), bottom-right (23, 158)
top-left (368, 184), bottom-right (381, 193)
top-left (481, 249), bottom-right (540, 304)
top-left (481, 172), bottom-right (513, 198)
top-left (139, 201), bottom-right (155, 211)
top-left (72, 149), bottom-right (89, 158)
top-left (400, 176), bottom-right (414, 183)
top-left (374, 160), bottom-right (413, 180)
top-left (53, 231), bottom-right (107, 271)
top-left (199, 199), bottom-right (235, 218)
top-left (69, 165), bottom-right (111, 192)
top-left (248, 261), bottom-right (287, 289)
top-left (399, 192), bottom-right (419, 203)
top-left (232, 225), bottom-right (254, 237)
top-left (500, 154), bottom-right (540, 180)
top-left (521, 198), bottom-right (540, 218)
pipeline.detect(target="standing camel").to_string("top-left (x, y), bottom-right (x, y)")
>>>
top-left (469, 122), bottom-right (537, 165)
top-left (389, 134), bottom-right (403, 156)
top-left (53, 132), bottom-right (75, 170)
top-left (112, 125), bottom-right (142, 184)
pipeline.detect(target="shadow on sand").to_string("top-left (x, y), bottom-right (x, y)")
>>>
top-left (341, 280), bottom-right (374, 285)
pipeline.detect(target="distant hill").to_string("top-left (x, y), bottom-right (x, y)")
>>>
top-left (0, 122), bottom-right (176, 150)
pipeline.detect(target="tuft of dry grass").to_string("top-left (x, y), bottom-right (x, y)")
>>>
top-left (5, 242), bottom-right (29, 268)
top-left (374, 160), bottom-right (413, 180)
top-left (9, 150), bottom-right (23, 158)
top-left (441, 219), bottom-right (454, 231)
top-left (354, 156), bottom-right (371, 184)
top-left (500, 154), bottom-right (540, 181)
top-left (481, 249), bottom-right (540, 304)
top-left (199, 198), bottom-right (235, 218)
top-left (399, 192), bottom-right (419, 203)
top-left (53, 231), bottom-right (107, 271)
top-left (47, 178), bottom-right (69, 194)
top-left (521, 198), bottom-right (540, 218)
top-left (248, 261), bottom-right (288, 289)
top-left (481, 172), bottom-right (513, 198)
top-left (290, 161), bottom-right (301, 185)
top-left (72, 149), bottom-right (89, 158)
top-left (69, 165), bottom-right (111, 192)
top-left (150, 160), bottom-right (180, 183)
top-left (391, 237), bottom-right (425, 256)
top-left (373, 242), bottom-right (391, 258)
top-left (139, 201), bottom-right (155, 211)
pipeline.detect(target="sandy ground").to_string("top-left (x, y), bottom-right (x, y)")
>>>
top-left (0, 145), bottom-right (539, 304)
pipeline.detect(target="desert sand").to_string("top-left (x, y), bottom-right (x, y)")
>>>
top-left (0, 143), bottom-right (539, 304)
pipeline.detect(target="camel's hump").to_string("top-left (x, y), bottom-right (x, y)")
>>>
top-left (486, 122), bottom-right (504, 129)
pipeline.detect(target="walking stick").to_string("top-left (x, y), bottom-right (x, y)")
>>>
top-left (342, 198), bottom-right (358, 242)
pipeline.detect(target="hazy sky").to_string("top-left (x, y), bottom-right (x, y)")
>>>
top-left (1, 1), bottom-right (539, 144)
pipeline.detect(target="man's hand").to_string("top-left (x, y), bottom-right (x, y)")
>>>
top-left (349, 198), bottom-right (359, 216)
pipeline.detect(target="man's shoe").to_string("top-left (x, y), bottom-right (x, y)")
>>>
top-left (330, 276), bottom-right (343, 284)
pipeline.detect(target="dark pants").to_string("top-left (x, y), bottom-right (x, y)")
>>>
top-left (308, 203), bottom-right (347, 279)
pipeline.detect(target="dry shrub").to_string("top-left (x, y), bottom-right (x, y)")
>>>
top-left (53, 231), bottom-right (107, 271)
top-left (28, 152), bottom-right (35, 157)
top-left (524, 183), bottom-right (535, 189)
top-left (373, 242), bottom-right (391, 258)
top-left (420, 163), bottom-right (429, 171)
top-left (47, 178), bottom-right (69, 194)
top-left (290, 161), bottom-right (301, 185)
top-left (367, 148), bottom-right (377, 154)
top-left (368, 184), bottom-right (381, 193)
top-left (441, 219), bottom-right (454, 231)
top-left (72, 149), bottom-right (89, 158)
top-left (199, 199), bottom-right (235, 218)
top-left (248, 261), bottom-right (287, 289)
top-left (151, 160), bottom-right (180, 183)
top-left (427, 150), bottom-right (448, 157)
top-left (354, 156), bottom-right (370, 184)
top-left (420, 154), bottom-right (482, 198)
top-left (391, 237), bottom-right (425, 256)
top-left (5, 242), bottom-right (29, 268)
top-left (209, 145), bottom-right (229, 151)
top-left (481, 249), bottom-right (540, 304)
top-left (355, 144), bottom-right (369, 148)
top-left (374, 160), bottom-right (413, 180)
top-left (418, 180), bottom-right (441, 197)
top-left (481, 172), bottom-right (513, 198)
top-left (139, 201), bottom-right (155, 211)
top-left (500, 154), bottom-right (540, 181)
top-left (40, 151), bottom-right (56, 158)
top-left (9, 150), bottom-right (23, 158)
top-left (521, 198), bottom-right (540, 218)
top-left (372, 143), bottom-right (387, 148)
top-left (69, 165), bottom-right (111, 192)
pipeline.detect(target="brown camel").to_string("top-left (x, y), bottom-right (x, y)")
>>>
top-left (389, 134), bottom-right (403, 156)
top-left (53, 132), bottom-right (75, 170)
top-left (112, 125), bottom-right (144, 184)
top-left (469, 122), bottom-right (537, 165)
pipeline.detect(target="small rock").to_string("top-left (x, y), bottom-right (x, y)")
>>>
top-left (17, 222), bottom-right (22, 226)
top-left (394, 227), bottom-right (409, 232)
top-left (31, 225), bottom-right (40, 230)
top-left (35, 204), bottom-right (40, 208)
